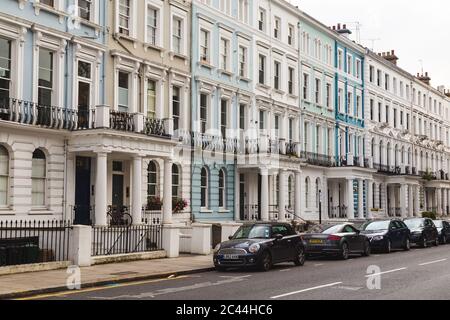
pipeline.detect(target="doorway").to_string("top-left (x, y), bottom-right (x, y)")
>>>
top-left (74, 157), bottom-right (91, 225)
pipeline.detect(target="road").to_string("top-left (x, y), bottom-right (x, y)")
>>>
top-left (22, 244), bottom-right (450, 300)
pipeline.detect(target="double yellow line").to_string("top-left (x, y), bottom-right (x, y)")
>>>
top-left (16, 275), bottom-right (190, 300)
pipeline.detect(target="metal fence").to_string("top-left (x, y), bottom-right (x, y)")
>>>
top-left (91, 224), bottom-right (162, 256)
top-left (0, 220), bottom-right (71, 267)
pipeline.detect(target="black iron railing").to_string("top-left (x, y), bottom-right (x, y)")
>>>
top-left (110, 111), bottom-right (135, 131)
top-left (91, 224), bottom-right (162, 256)
top-left (0, 220), bottom-right (71, 267)
top-left (329, 205), bottom-right (348, 219)
top-left (301, 152), bottom-right (333, 167)
top-left (143, 117), bottom-right (167, 137)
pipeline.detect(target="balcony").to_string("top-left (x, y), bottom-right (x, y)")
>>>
top-left (301, 151), bottom-right (333, 167)
top-left (0, 98), bottom-right (171, 139)
top-left (373, 163), bottom-right (401, 175)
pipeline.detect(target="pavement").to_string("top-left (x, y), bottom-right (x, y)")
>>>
top-left (0, 254), bottom-right (215, 299)
top-left (22, 243), bottom-right (450, 300)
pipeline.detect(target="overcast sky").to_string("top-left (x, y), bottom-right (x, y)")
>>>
top-left (289, 0), bottom-right (450, 88)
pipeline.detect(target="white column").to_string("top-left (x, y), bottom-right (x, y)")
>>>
top-left (358, 179), bottom-right (364, 219)
top-left (95, 152), bottom-right (108, 226)
top-left (278, 169), bottom-right (287, 222)
top-left (260, 168), bottom-right (269, 222)
top-left (367, 180), bottom-right (373, 220)
top-left (399, 184), bottom-right (407, 218)
top-left (346, 178), bottom-right (355, 219)
top-left (437, 188), bottom-right (443, 215)
top-left (389, 186), bottom-right (396, 216)
top-left (414, 186), bottom-right (420, 217)
top-left (295, 171), bottom-right (302, 219)
top-left (163, 159), bottom-right (173, 224)
top-left (408, 185), bottom-right (414, 217)
top-left (234, 169), bottom-right (240, 222)
top-left (443, 188), bottom-right (448, 216)
top-left (132, 156), bottom-right (143, 225)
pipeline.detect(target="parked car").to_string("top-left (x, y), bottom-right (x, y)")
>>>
top-left (360, 219), bottom-right (411, 253)
top-left (213, 223), bottom-right (306, 272)
top-left (433, 220), bottom-right (450, 244)
top-left (403, 218), bottom-right (439, 247)
top-left (303, 223), bottom-right (371, 260)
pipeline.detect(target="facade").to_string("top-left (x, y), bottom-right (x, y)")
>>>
top-left (0, 0), bottom-right (106, 220)
top-left (190, 0), bottom-right (254, 223)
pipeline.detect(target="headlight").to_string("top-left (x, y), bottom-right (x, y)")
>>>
top-left (372, 236), bottom-right (384, 241)
top-left (248, 243), bottom-right (261, 253)
top-left (214, 244), bottom-right (221, 253)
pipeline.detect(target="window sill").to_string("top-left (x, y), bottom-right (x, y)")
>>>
top-left (257, 83), bottom-right (270, 90)
top-left (218, 69), bottom-right (233, 77)
top-left (114, 33), bottom-right (138, 44)
top-left (198, 60), bottom-right (214, 69)
top-left (33, 3), bottom-right (67, 22)
top-left (0, 208), bottom-right (14, 215)
top-left (273, 89), bottom-right (285, 95)
top-left (218, 209), bottom-right (231, 213)
top-left (144, 43), bottom-right (165, 52)
top-left (287, 94), bottom-right (298, 99)
top-left (200, 209), bottom-right (213, 214)
top-left (327, 107), bottom-right (334, 112)
top-left (79, 19), bottom-right (102, 35)
top-left (237, 76), bottom-right (252, 83)
top-left (169, 51), bottom-right (188, 61)
top-left (28, 209), bottom-right (55, 215)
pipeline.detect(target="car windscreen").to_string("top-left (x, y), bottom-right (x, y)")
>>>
top-left (362, 221), bottom-right (390, 231)
top-left (404, 219), bottom-right (424, 229)
top-left (433, 221), bottom-right (443, 228)
top-left (307, 224), bottom-right (343, 234)
top-left (233, 225), bottom-right (271, 240)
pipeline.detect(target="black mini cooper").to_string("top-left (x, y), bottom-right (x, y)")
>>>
top-left (213, 223), bottom-right (306, 272)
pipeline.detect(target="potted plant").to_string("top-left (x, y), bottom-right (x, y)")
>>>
top-left (146, 196), bottom-right (162, 210)
top-left (173, 198), bottom-right (188, 213)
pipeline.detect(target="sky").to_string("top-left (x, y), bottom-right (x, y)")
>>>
top-left (289, 0), bottom-right (450, 88)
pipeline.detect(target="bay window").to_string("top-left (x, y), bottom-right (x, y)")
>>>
top-left (0, 146), bottom-right (8, 206)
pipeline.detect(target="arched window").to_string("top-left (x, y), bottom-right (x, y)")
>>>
top-left (379, 140), bottom-right (383, 164)
top-left (288, 175), bottom-right (294, 210)
top-left (387, 142), bottom-right (391, 166)
top-left (201, 167), bottom-right (209, 208)
top-left (218, 169), bottom-right (226, 209)
top-left (32, 149), bottom-right (46, 207)
top-left (0, 146), bottom-right (9, 206)
top-left (371, 138), bottom-right (375, 158)
top-left (372, 183), bottom-right (376, 209)
top-left (315, 178), bottom-right (321, 208)
top-left (379, 184), bottom-right (383, 209)
top-left (172, 164), bottom-right (181, 199)
top-left (305, 178), bottom-right (310, 209)
top-left (147, 161), bottom-right (159, 201)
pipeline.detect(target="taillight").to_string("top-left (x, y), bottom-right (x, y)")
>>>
top-left (327, 235), bottom-right (342, 241)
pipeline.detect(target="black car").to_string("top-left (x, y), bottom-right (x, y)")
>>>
top-left (360, 219), bottom-right (411, 253)
top-left (433, 220), bottom-right (450, 244)
top-left (213, 223), bottom-right (306, 272)
top-left (303, 223), bottom-right (371, 260)
top-left (403, 218), bottom-right (439, 247)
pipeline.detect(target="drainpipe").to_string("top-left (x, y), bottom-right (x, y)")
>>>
top-left (63, 138), bottom-right (69, 221)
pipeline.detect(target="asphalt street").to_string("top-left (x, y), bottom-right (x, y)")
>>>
top-left (23, 244), bottom-right (450, 300)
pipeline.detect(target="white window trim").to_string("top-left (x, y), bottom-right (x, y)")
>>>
top-left (76, 0), bottom-right (100, 25)
top-left (32, 30), bottom-right (67, 108)
top-left (112, 54), bottom-right (140, 113)
top-left (116, 0), bottom-right (138, 39)
top-left (170, 7), bottom-right (188, 57)
top-left (145, 0), bottom-right (164, 48)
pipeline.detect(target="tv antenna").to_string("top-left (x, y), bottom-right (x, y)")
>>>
top-left (343, 21), bottom-right (362, 43)
top-left (363, 38), bottom-right (381, 51)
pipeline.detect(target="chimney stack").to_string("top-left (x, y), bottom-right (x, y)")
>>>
top-left (417, 72), bottom-right (431, 86)
top-left (445, 89), bottom-right (450, 98)
top-left (336, 23), bottom-right (352, 38)
top-left (379, 50), bottom-right (399, 65)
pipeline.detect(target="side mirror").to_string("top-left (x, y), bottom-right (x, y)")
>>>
top-left (274, 234), bottom-right (284, 241)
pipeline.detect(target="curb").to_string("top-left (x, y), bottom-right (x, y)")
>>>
top-left (0, 266), bottom-right (216, 300)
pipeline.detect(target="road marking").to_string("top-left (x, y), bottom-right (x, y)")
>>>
top-left (314, 264), bottom-right (324, 267)
top-left (419, 259), bottom-right (447, 266)
top-left (336, 285), bottom-right (363, 291)
top-left (365, 267), bottom-right (407, 278)
top-left (16, 276), bottom-right (191, 300)
top-left (270, 282), bottom-right (343, 299)
top-left (279, 269), bottom-right (292, 272)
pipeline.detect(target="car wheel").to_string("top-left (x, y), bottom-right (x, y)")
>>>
top-left (293, 247), bottom-right (306, 267)
top-left (259, 251), bottom-right (272, 272)
top-left (385, 240), bottom-right (392, 254)
top-left (422, 236), bottom-right (428, 248)
top-left (434, 237), bottom-right (440, 247)
top-left (404, 238), bottom-right (411, 251)
top-left (362, 241), bottom-right (371, 257)
top-left (441, 235), bottom-right (447, 245)
top-left (341, 242), bottom-right (349, 260)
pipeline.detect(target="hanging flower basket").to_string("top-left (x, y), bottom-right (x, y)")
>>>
top-left (173, 198), bottom-right (188, 213)
top-left (146, 197), bottom-right (162, 210)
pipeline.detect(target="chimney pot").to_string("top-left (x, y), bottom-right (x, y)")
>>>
top-left (337, 23), bottom-right (341, 30)
top-left (391, 50), bottom-right (395, 55)
top-left (343, 24), bottom-right (347, 29)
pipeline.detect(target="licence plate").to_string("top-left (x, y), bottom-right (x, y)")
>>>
top-left (309, 239), bottom-right (324, 244)
top-left (223, 254), bottom-right (239, 260)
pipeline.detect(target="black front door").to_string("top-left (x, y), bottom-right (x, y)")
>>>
top-left (74, 157), bottom-right (91, 225)
top-left (112, 174), bottom-right (124, 207)
top-left (239, 174), bottom-right (245, 221)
